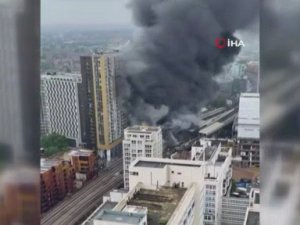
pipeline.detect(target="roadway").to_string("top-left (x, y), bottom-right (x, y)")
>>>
top-left (41, 158), bottom-right (123, 225)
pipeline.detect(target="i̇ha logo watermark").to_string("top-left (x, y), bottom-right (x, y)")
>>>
top-left (215, 37), bottom-right (245, 49)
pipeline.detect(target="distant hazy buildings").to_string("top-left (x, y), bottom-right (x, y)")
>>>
top-left (236, 93), bottom-right (260, 167)
top-left (122, 126), bottom-right (163, 189)
top-left (41, 73), bottom-right (82, 146)
top-left (79, 52), bottom-right (124, 159)
top-left (232, 78), bottom-right (248, 97)
top-left (229, 62), bottom-right (247, 79)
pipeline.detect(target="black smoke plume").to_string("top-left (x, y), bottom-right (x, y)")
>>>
top-left (119, 0), bottom-right (258, 128)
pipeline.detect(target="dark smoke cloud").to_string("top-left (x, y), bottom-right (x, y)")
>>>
top-left (120, 0), bottom-right (258, 127)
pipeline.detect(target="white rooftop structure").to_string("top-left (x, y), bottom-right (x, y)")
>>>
top-left (237, 93), bottom-right (260, 139)
top-left (93, 210), bottom-right (147, 225)
top-left (85, 140), bottom-right (233, 225)
top-left (128, 144), bottom-right (232, 225)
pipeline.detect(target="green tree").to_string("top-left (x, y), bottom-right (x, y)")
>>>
top-left (41, 133), bottom-right (68, 157)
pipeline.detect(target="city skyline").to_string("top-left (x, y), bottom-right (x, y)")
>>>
top-left (41, 0), bottom-right (134, 28)
top-left (39, 1), bottom-right (260, 225)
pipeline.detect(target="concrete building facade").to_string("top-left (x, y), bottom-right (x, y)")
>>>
top-left (128, 159), bottom-right (204, 225)
top-left (41, 73), bottom-right (82, 146)
top-left (191, 140), bottom-right (232, 225)
top-left (127, 142), bottom-right (232, 225)
top-left (236, 93), bottom-right (260, 167)
top-left (243, 189), bottom-right (260, 225)
top-left (84, 139), bottom-right (233, 225)
top-left (40, 159), bottom-right (75, 212)
top-left (221, 197), bottom-right (249, 225)
top-left (69, 149), bottom-right (97, 180)
top-left (122, 126), bottom-right (163, 189)
top-left (79, 56), bottom-right (98, 150)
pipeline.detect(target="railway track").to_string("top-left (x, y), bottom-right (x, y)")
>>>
top-left (42, 158), bottom-right (123, 225)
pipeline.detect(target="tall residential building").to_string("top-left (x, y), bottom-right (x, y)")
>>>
top-left (79, 52), bottom-right (124, 159)
top-left (79, 56), bottom-right (97, 150)
top-left (236, 93), bottom-right (260, 167)
top-left (122, 126), bottom-right (163, 189)
top-left (41, 73), bottom-right (82, 146)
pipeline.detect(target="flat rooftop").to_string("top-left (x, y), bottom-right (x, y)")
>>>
top-left (246, 211), bottom-right (260, 225)
top-left (127, 187), bottom-right (186, 225)
top-left (69, 149), bottom-right (94, 157)
top-left (123, 205), bottom-right (148, 215)
top-left (41, 73), bottom-right (81, 80)
top-left (192, 145), bottom-right (218, 162)
top-left (172, 150), bottom-right (191, 160)
top-left (216, 155), bottom-right (226, 163)
top-left (221, 146), bottom-right (231, 153)
top-left (203, 146), bottom-right (218, 161)
top-left (40, 159), bottom-right (61, 173)
top-left (82, 201), bottom-right (117, 225)
top-left (95, 210), bottom-right (145, 224)
top-left (134, 160), bottom-right (201, 168)
top-left (126, 126), bottom-right (161, 134)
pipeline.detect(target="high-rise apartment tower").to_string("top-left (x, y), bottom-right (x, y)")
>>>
top-left (79, 52), bottom-right (124, 160)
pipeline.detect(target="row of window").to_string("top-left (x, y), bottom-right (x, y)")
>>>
top-left (206, 185), bottom-right (216, 190)
top-left (130, 171), bottom-right (139, 176)
top-left (171, 171), bottom-right (182, 175)
top-left (126, 134), bottom-right (151, 138)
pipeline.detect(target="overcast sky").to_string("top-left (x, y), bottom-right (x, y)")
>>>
top-left (41, 0), bottom-right (133, 28)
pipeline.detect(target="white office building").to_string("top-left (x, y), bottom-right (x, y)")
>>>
top-left (127, 141), bottom-right (232, 225)
top-left (85, 139), bottom-right (232, 225)
top-left (236, 93), bottom-right (260, 166)
top-left (127, 159), bottom-right (203, 225)
top-left (122, 126), bottom-right (163, 188)
top-left (41, 73), bottom-right (82, 146)
top-left (190, 139), bottom-right (232, 225)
